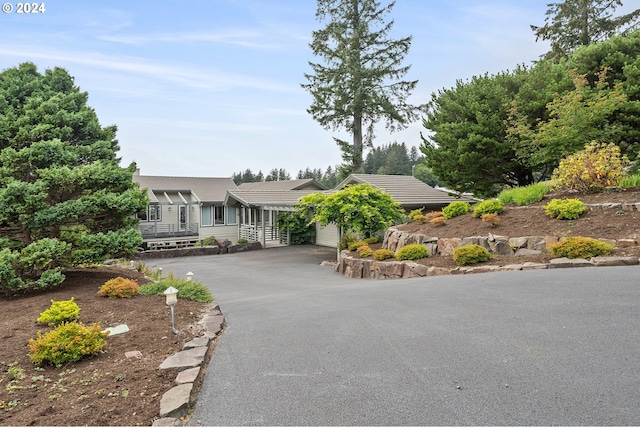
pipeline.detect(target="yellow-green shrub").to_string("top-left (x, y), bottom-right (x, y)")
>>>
top-left (396, 244), bottom-right (429, 261)
top-left (430, 216), bottom-right (446, 226)
top-left (37, 298), bottom-right (80, 327)
top-left (357, 245), bottom-right (373, 258)
top-left (472, 199), bottom-right (504, 218)
top-left (550, 237), bottom-right (613, 259)
top-left (481, 213), bottom-right (500, 226)
top-left (373, 249), bottom-right (395, 261)
top-left (97, 277), bottom-right (140, 298)
top-left (453, 244), bottom-right (491, 265)
top-left (544, 198), bottom-right (588, 220)
top-left (364, 236), bottom-right (380, 245)
top-left (408, 208), bottom-right (423, 220)
top-left (552, 142), bottom-right (629, 192)
top-left (442, 201), bottom-right (472, 219)
top-left (413, 214), bottom-right (427, 224)
top-left (28, 322), bottom-right (108, 366)
top-left (348, 240), bottom-right (367, 251)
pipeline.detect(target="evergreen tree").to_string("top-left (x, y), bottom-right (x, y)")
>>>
top-left (302, 0), bottom-right (424, 173)
top-left (532, 0), bottom-right (640, 60)
top-left (0, 63), bottom-right (147, 293)
top-left (265, 168), bottom-right (291, 181)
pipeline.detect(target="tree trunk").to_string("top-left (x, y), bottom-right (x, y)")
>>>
top-left (353, 113), bottom-right (363, 172)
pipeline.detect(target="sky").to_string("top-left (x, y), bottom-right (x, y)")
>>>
top-left (0, 0), bottom-right (624, 179)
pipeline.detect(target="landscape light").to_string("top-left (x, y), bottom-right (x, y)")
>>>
top-left (186, 271), bottom-right (194, 281)
top-left (163, 286), bottom-right (179, 334)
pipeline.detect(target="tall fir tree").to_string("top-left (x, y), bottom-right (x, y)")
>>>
top-left (532, 0), bottom-right (640, 60)
top-left (302, 0), bottom-right (424, 174)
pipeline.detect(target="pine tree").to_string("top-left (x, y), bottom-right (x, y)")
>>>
top-left (302, 0), bottom-right (424, 173)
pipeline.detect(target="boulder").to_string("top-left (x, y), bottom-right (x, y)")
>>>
top-left (438, 238), bottom-right (461, 256)
top-left (590, 256), bottom-right (639, 266)
top-left (548, 258), bottom-right (594, 268)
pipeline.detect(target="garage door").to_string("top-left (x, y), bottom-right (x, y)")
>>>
top-left (315, 222), bottom-right (338, 248)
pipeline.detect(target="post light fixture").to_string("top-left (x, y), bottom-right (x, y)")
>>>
top-left (186, 271), bottom-right (194, 282)
top-left (163, 286), bottom-right (179, 334)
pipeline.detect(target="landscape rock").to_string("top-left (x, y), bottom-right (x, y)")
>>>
top-left (616, 239), bottom-right (637, 248)
top-left (159, 383), bottom-right (193, 418)
top-left (590, 256), bottom-right (639, 266)
top-left (548, 258), bottom-right (594, 268)
top-left (438, 238), bottom-right (461, 256)
top-left (515, 248), bottom-right (542, 256)
top-left (175, 367), bottom-right (200, 385)
top-left (183, 336), bottom-right (210, 350)
top-left (521, 262), bottom-right (548, 270)
top-left (158, 353), bottom-right (202, 371)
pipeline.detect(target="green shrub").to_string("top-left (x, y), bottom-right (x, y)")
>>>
top-left (338, 231), bottom-right (359, 251)
top-left (544, 198), bottom-right (588, 220)
top-left (200, 236), bottom-right (216, 246)
top-left (472, 200), bottom-right (504, 218)
top-left (276, 211), bottom-right (316, 245)
top-left (97, 277), bottom-right (140, 298)
top-left (237, 238), bottom-right (248, 244)
top-left (408, 208), bottom-right (423, 220)
top-left (620, 174), bottom-right (640, 188)
top-left (357, 245), bottom-right (373, 258)
top-left (453, 244), bottom-right (491, 265)
top-left (373, 249), bottom-right (395, 261)
top-left (37, 298), bottom-right (80, 327)
top-left (552, 142), bottom-right (629, 192)
top-left (28, 322), bottom-right (108, 366)
top-left (442, 201), bottom-right (472, 219)
top-left (550, 237), bottom-right (613, 259)
top-left (395, 243), bottom-right (429, 261)
top-left (348, 240), bottom-right (367, 251)
top-left (139, 277), bottom-right (214, 303)
top-left (363, 236), bottom-right (380, 245)
top-left (498, 182), bottom-right (552, 206)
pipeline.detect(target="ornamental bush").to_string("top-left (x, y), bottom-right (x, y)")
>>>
top-left (544, 198), bottom-right (588, 220)
top-left (497, 182), bottom-right (552, 206)
top-left (139, 276), bottom-right (214, 303)
top-left (430, 216), bottom-right (446, 226)
top-left (453, 244), bottom-right (491, 265)
top-left (348, 240), bottom-right (367, 251)
top-left (552, 142), bottom-right (629, 192)
top-left (408, 208), bottom-right (423, 220)
top-left (97, 277), bottom-right (140, 298)
top-left (412, 214), bottom-right (427, 224)
top-left (395, 243), bottom-right (429, 261)
top-left (364, 236), bottom-right (380, 245)
top-left (550, 237), bottom-right (613, 259)
top-left (357, 245), bottom-right (373, 258)
top-left (425, 211), bottom-right (444, 219)
top-left (481, 213), bottom-right (500, 226)
top-left (472, 200), bottom-right (504, 218)
top-left (442, 201), bottom-right (472, 219)
top-left (373, 248), bottom-right (395, 261)
top-left (37, 298), bottom-right (80, 327)
top-left (28, 322), bottom-right (108, 366)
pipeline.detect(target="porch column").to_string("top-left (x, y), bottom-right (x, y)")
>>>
top-left (261, 206), bottom-right (266, 248)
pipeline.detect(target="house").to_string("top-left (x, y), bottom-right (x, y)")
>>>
top-left (224, 179), bottom-right (328, 247)
top-left (313, 174), bottom-right (478, 247)
top-left (133, 170), bottom-right (476, 250)
top-left (132, 170), bottom-right (239, 250)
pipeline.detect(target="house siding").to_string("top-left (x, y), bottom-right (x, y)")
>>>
top-left (316, 223), bottom-right (339, 248)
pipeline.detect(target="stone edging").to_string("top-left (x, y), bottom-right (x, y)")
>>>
top-left (151, 304), bottom-right (226, 426)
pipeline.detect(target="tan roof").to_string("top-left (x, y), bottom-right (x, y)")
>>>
top-left (225, 190), bottom-right (320, 210)
top-left (133, 174), bottom-right (238, 204)
top-left (238, 179), bottom-right (327, 191)
top-left (337, 174), bottom-right (477, 208)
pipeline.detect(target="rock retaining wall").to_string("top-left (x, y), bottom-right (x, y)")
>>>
top-left (333, 227), bottom-right (640, 279)
top-left (135, 241), bottom-right (263, 259)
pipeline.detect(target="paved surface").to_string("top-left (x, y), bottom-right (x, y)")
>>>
top-left (149, 246), bottom-right (640, 426)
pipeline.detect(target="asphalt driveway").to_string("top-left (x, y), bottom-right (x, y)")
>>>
top-left (149, 246), bottom-right (640, 426)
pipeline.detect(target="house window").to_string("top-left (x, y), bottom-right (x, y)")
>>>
top-left (201, 205), bottom-right (213, 226)
top-left (148, 205), bottom-right (161, 222)
top-left (214, 206), bottom-right (225, 225)
top-left (227, 206), bottom-right (237, 225)
top-left (138, 205), bottom-right (161, 221)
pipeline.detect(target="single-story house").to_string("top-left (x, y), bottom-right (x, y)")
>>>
top-left (225, 179), bottom-right (328, 247)
top-left (132, 170), bottom-right (240, 249)
top-left (133, 171), bottom-right (476, 249)
top-left (313, 174), bottom-right (477, 247)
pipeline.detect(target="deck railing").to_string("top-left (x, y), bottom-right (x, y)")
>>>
top-left (138, 222), bottom-right (199, 239)
top-left (239, 224), bottom-right (288, 244)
